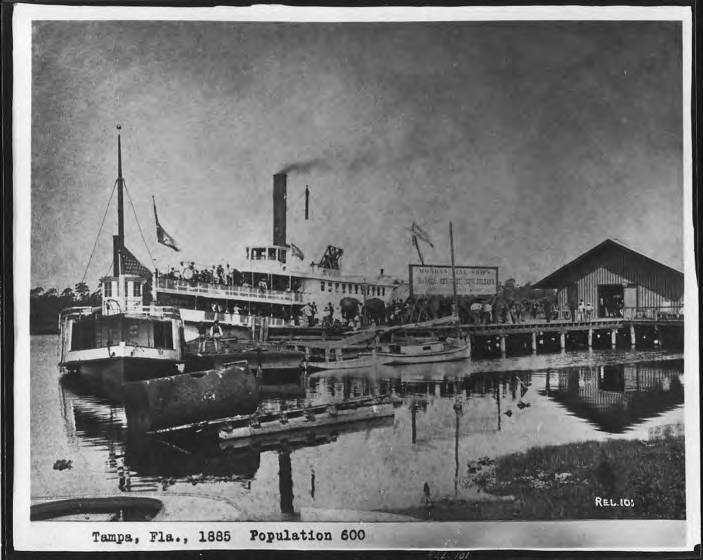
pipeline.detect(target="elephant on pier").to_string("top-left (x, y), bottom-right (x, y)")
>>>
top-left (339, 297), bottom-right (362, 322)
top-left (363, 298), bottom-right (386, 325)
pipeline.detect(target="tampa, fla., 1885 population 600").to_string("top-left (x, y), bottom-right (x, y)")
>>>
top-left (21, 10), bottom-right (694, 545)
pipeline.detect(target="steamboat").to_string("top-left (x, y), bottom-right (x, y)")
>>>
top-left (152, 172), bottom-right (401, 341)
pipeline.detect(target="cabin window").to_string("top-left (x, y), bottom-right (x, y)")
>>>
top-left (382, 287), bottom-right (385, 296)
top-left (278, 249), bottom-right (287, 263)
top-left (153, 321), bottom-right (174, 349)
top-left (342, 284), bottom-right (346, 293)
top-left (354, 285), bottom-right (359, 294)
top-left (335, 282), bottom-right (339, 292)
top-left (133, 282), bottom-right (142, 297)
top-left (320, 281), bottom-right (325, 292)
top-left (268, 248), bottom-right (276, 260)
top-left (103, 282), bottom-right (112, 298)
top-left (71, 320), bottom-right (97, 350)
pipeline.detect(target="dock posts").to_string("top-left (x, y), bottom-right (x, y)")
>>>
top-left (611, 329), bottom-right (617, 349)
top-left (588, 329), bottom-right (593, 348)
top-left (531, 332), bottom-right (537, 354)
top-left (559, 332), bottom-right (566, 351)
top-left (630, 324), bottom-right (636, 348)
top-left (499, 336), bottom-right (506, 356)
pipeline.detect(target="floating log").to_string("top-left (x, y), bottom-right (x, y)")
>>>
top-left (124, 363), bottom-right (259, 433)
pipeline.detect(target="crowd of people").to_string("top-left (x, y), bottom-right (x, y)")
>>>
top-left (159, 262), bottom-right (244, 287)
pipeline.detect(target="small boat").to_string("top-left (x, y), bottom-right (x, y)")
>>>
top-left (59, 128), bottom-right (185, 400)
top-left (218, 397), bottom-right (395, 441)
top-left (31, 494), bottom-right (241, 521)
top-left (183, 338), bottom-right (305, 373)
top-left (302, 319), bottom-right (470, 370)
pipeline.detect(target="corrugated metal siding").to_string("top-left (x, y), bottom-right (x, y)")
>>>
top-left (552, 246), bottom-right (682, 315)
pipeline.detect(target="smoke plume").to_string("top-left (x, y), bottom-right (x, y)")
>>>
top-left (277, 158), bottom-right (331, 175)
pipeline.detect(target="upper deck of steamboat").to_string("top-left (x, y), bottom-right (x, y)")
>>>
top-left (155, 243), bottom-right (401, 306)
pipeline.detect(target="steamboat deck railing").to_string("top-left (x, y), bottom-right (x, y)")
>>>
top-left (155, 277), bottom-right (304, 304)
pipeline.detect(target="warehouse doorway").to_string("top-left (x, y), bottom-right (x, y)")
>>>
top-left (598, 284), bottom-right (624, 318)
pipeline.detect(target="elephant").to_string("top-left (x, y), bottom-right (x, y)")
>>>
top-left (363, 298), bottom-right (387, 325)
top-left (339, 297), bottom-right (361, 321)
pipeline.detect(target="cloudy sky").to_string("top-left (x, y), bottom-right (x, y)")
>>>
top-left (31, 19), bottom-right (684, 291)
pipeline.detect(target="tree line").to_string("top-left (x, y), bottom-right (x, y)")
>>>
top-left (30, 282), bottom-right (102, 334)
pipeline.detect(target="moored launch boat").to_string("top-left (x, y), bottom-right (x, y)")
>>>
top-left (58, 127), bottom-right (185, 400)
top-left (301, 317), bottom-right (470, 370)
top-left (218, 396), bottom-right (396, 441)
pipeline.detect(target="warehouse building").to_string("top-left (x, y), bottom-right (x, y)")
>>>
top-left (533, 238), bottom-right (683, 320)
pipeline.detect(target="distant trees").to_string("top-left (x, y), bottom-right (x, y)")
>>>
top-left (30, 282), bottom-right (102, 334)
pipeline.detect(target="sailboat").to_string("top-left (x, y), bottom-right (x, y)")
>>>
top-left (58, 126), bottom-right (185, 399)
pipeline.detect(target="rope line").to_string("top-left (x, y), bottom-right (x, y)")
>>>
top-left (123, 181), bottom-right (156, 267)
top-left (81, 180), bottom-right (118, 285)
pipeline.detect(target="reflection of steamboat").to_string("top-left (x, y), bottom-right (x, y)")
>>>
top-left (59, 129), bottom-right (185, 398)
top-left (153, 173), bottom-right (400, 340)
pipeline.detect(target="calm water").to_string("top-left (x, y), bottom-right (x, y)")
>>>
top-left (31, 335), bottom-right (684, 520)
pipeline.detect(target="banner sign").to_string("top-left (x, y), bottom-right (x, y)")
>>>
top-left (409, 265), bottom-right (498, 297)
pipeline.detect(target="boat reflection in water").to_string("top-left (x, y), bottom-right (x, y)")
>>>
top-left (53, 354), bottom-right (684, 520)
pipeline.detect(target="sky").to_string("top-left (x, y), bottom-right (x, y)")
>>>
top-left (30, 19), bottom-right (685, 291)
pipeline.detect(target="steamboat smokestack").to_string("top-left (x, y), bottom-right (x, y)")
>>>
top-left (273, 173), bottom-right (287, 246)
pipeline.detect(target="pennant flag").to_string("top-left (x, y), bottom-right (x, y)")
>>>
top-left (289, 242), bottom-right (305, 260)
top-left (411, 222), bottom-right (434, 247)
top-left (153, 196), bottom-right (180, 251)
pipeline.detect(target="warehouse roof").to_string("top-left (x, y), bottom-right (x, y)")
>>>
top-left (533, 238), bottom-right (683, 289)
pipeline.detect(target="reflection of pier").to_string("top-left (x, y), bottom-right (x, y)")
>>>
top-left (541, 360), bottom-right (684, 433)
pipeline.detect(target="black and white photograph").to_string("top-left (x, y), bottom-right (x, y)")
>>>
top-left (10, 4), bottom-right (699, 551)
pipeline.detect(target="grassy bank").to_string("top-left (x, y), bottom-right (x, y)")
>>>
top-left (389, 436), bottom-right (685, 521)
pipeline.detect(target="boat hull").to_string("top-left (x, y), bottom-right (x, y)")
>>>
top-left (306, 343), bottom-right (471, 370)
top-left (62, 357), bottom-right (180, 400)
top-left (219, 403), bottom-right (395, 441)
top-left (184, 348), bottom-right (304, 373)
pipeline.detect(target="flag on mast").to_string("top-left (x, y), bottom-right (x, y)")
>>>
top-left (411, 222), bottom-right (434, 247)
top-left (289, 242), bottom-right (305, 260)
top-left (152, 196), bottom-right (180, 251)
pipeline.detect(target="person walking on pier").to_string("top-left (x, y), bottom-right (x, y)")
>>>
top-left (568, 297), bottom-right (578, 323)
top-left (543, 298), bottom-right (553, 323)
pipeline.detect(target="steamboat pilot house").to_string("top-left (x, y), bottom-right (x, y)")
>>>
top-left (59, 128), bottom-right (184, 399)
top-left (153, 173), bottom-right (398, 339)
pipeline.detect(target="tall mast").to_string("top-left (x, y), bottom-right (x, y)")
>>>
top-left (449, 222), bottom-right (461, 338)
top-left (113, 124), bottom-right (125, 275)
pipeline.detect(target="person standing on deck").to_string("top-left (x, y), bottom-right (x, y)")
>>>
top-left (585, 301), bottom-right (594, 321)
top-left (197, 322), bottom-right (207, 353)
top-left (210, 320), bottom-right (223, 353)
top-left (578, 299), bottom-right (585, 322)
